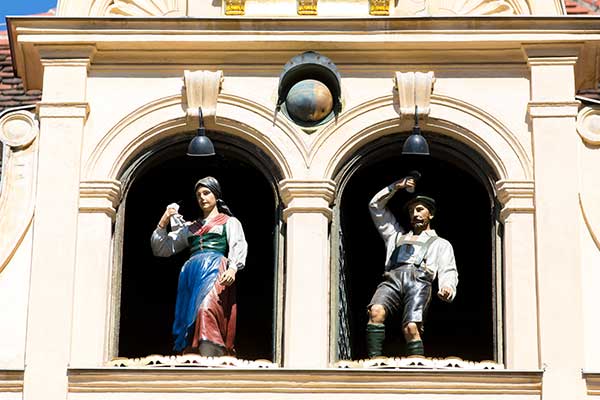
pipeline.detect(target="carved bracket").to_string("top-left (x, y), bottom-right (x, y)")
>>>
top-left (79, 180), bottom-right (123, 220)
top-left (495, 180), bottom-right (534, 222)
top-left (0, 111), bottom-right (39, 274)
top-left (278, 179), bottom-right (336, 221)
top-left (577, 106), bottom-right (600, 146)
top-left (394, 71), bottom-right (436, 118)
top-left (183, 70), bottom-right (224, 126)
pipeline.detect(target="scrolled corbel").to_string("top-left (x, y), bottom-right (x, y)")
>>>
top-left (183, 70), bottom-right (224, 127)
top-left (0, 110), bottom-right (39, 274)
top-left (394, 71), bottom-right (436, 119)
top-left (0, 110), bottom-right (39, 149)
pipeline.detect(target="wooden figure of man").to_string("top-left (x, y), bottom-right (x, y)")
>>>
top-left (366, 176), bottom-right (458, 357)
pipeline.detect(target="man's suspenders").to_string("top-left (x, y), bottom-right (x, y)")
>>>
top-left (394, 233), bottom-right (438, 267)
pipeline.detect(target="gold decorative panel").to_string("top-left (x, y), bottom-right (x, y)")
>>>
top-left (225, 0), bottom-right (246, 14)
top-left (298, 0), bottom-right (318, 14)
top-left (369, 0), bottom-right (390, 15)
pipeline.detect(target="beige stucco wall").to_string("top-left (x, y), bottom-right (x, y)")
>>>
top-left (1, 12), bottom-right (600, 400)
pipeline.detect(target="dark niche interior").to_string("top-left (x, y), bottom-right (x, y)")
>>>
top-left (337, 135), bottom-right (498, 362)
top-left (118, 139), bottom-right (278, 361)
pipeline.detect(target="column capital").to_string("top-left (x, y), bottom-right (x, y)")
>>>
top-left (79, 180), bottom-right (123, 220)
top-left (522, 44), bottom-right (581, 67)
top-left (38, 45), bottom-right (97, 67)
top-left (527, 101), bottom-right (580, 119)
top-left (37, 102), bottom-right (90, 120)
top-left (278, 179), bottom-right (336, 222)
top-left (496, 180), bottom-right (535, 222)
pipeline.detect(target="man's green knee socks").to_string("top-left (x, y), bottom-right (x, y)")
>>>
top-left (366, 323), bottom-right (385, 358)
top-left (406, 340), bottom-right (424, 356)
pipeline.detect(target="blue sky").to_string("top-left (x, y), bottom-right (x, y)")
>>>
top-left (1, 0), bottom-right (58, 30)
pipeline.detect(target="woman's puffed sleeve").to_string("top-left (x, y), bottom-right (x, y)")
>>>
top-left (151, 225), bottom-right (190, 257)
top-left (226, 217), bottom-right (248, 271)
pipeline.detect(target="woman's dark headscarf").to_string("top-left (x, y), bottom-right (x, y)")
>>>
top-left (194, 176), bottom-right (233, 216)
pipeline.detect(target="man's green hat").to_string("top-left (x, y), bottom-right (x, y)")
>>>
top-left (405, 195), bottom-right (437, 215)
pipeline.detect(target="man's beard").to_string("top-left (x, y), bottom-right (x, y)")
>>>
top-left (412, 219), bottom-right (428, 230)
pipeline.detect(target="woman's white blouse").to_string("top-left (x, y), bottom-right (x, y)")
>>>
top-left (151, 216), bottom-right (248, 271)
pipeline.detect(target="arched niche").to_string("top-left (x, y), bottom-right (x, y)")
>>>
top-left (78, 93), bottom-right (305, 365)
top-left (310, 94), bottom-right (531, 182)
top-left (319, 95), bottom-right (532, 363)
top-left (115, 134), bottom-right (283, 361)
top-left (83, 94), bottom-right (305, 182)
top-left (331, 133), bottom-right (501, 361)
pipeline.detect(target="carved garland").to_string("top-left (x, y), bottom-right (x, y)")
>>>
top-left (433, 0), bottom-right (516, 15)
top-left (109, 354), bottom-right (277, 368)
top-left (393, 0), bottom-right (521, 16)
top-left (90, 0), bottom-right (187, 16)
top-left (88, 0), bottom-right (523, 16)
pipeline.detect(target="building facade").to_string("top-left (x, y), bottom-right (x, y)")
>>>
top-left (2, 0), bottom-right (600, 399)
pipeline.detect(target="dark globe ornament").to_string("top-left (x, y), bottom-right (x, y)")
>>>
top-left (285, 79), bottom-right (334, 123)
top-left (277, 51), bottom-right (342, 128)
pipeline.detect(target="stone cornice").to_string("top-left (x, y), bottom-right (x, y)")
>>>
top-left (68, 367), bottom-right (543, 394)
top-left (0, 369), bottom-right (24, 392)
top-left (279, 179), bottom-right (336, 221)
top-left (79, 180), bottom-right (123, 219)
top-left (496, 180), bottom-right (534, 222)
top-left (9, 15), bottom-right (600, 32)
top-left (8, 16), bottom-right (600, 90)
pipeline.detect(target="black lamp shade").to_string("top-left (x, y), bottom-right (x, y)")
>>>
top-left (187, 130), bottom-right (215, 156)
top-left (402, 130), bottom-right (430, 156)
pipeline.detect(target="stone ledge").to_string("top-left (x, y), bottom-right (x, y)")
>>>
top-left (0, 369), bottom-right (24, 392)
top-left (583, 371), bottom-right (600, 396)
top-left (68, 366), bottom-right (543, 395)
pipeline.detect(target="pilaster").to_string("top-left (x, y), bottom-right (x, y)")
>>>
top-left (496, 180), bottom-right (537, 369)
top-left (279, 179), bottom-right (335, 368)
top-left (70, 180), bottom-right (122, 366)
top-left (23, 47), bottom-right (93, 400)
top-left (523, 45), bottom-right (585, 400)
